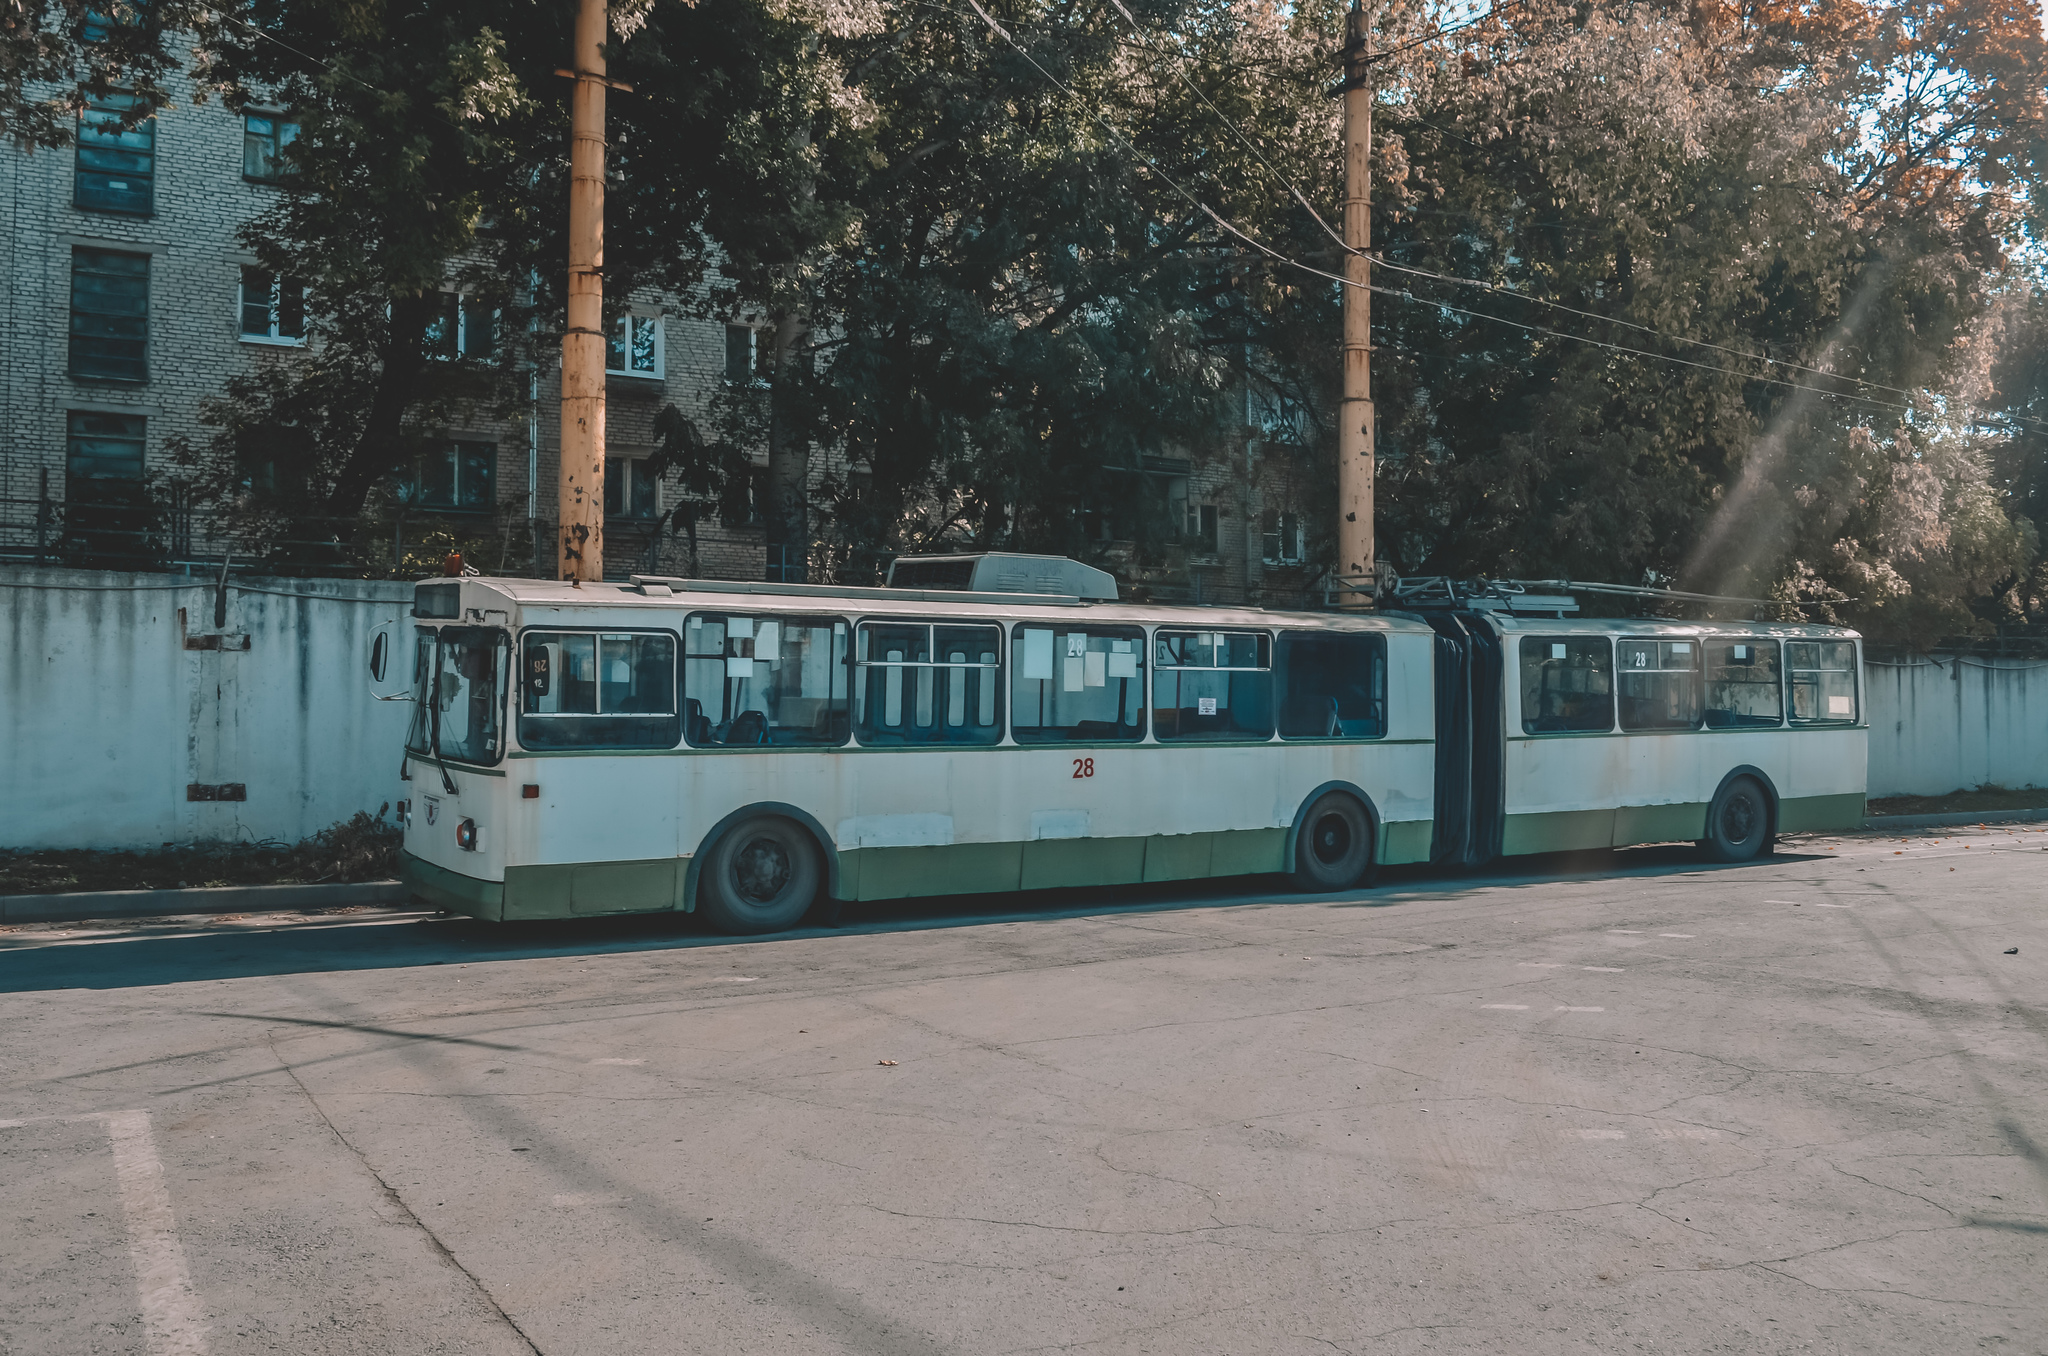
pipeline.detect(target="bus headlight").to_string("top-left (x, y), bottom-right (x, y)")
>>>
top-left (456, 818), bottom-right (480, 851)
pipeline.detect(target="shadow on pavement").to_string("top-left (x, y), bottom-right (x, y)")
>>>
top-left (0, 843), bottom-right (1819, 994)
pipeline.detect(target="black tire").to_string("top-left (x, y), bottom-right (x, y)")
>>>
top-left (1291, 793), bottom-right (1376, 891)
top-left (697, 815), bottom-right (822, 934)
top-left (1704, 776), bottom-right (1770, 863)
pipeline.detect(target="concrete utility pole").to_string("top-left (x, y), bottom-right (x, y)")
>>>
top-left (1336, 0), bottom-right (1375, 607)
top-left (558, 0), bottom-right (607, 582)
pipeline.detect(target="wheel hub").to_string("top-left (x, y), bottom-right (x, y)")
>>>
top-left (1723, 796), bottom-right (1758, 843)
top-left (1313, 814), bottom-right (1352, 865)
top-left (733, 837), bottom-right (792, 902)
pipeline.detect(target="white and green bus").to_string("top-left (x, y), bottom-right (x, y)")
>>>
top-left (375, 554), bottom-right (1865, 932)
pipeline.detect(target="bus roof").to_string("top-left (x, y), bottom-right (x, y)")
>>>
top-left (419, 576), bottom-right (1439, 635)
top-left (1479, 613), bottom-right (1862, 641)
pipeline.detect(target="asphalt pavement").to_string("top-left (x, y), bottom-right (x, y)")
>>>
top-left (2, 823), bottom-right (2044, 1355)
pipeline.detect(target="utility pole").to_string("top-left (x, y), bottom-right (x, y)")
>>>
top-left (1336, 0), bottom-right (1375, 607)
top-left (558, 0), bottom-right (607, 582)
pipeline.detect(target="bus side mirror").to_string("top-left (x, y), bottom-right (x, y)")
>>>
top-left (368, 620), bottom-right (411, 701)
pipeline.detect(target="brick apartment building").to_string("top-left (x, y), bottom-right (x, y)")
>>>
top-left (0, 56), bottom-right (1329, 604)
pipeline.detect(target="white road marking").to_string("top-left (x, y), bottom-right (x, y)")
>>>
top-left (720, 977), bottom-right (761, 983)
top-left (2, 1111), bottom-right (210, 1355)
top-left (1554, 1006), bottom-right (1605, 1013)
top-left (1814, 903), bottom-right (1854, 909)
top-left (1518, 962), bottom-right (1564, 968)
top-left (591, 1057), bottom-right (644, 1065)
top-left (1660, 933), bottom-right (1695, 939)
top-left (1481, 1004), bottom-right (1530, 1010)
top-left (105, 1111), bottom-right (210, 1356)
top-left (1582, 966), bottom-right (1625, 972)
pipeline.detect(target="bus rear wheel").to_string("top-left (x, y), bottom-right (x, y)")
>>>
top-left (1292, 793), bottom-right (1376, 891)
top-left (698, 816), bottom-right (821, 934)
top-left (1704, 777), bottom-right (1770, 863)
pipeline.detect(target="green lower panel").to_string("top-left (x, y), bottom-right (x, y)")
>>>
top-left (1777, 791), bottom-right (1866, 834)
top-left (1503, 809), bottom-right (1617, 856)
top-left (848, 841), bottom-right (1023, 901)
top-left (504, 858), bottom-right (681, 919)
top-left (1210, 827), bottom-right (1288, 876)
top-left (1142, 833), bottom-right (1214, 883)
top-left (1613, 802), bottom-right (1708, 847)
top-left (1379, 818), bottom-right (1432, 865)
top-left (1022, 836), bottom-right (1146, 890)
top-left (401, 852), bottom-right (503, 922)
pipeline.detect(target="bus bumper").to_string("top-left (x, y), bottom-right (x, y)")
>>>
top-left (400, 851), bottom-right (503, 922)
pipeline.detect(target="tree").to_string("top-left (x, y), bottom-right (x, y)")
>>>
top-left (1, 0), bottom-right (203, 148)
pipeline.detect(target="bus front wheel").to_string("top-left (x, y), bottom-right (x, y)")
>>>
top-left (1292, 793), bottom-right (1377, 892)
top-left (1703, 777), bottom-right (1770, 863)
top-left (699, 815), bottom-right (822, 934)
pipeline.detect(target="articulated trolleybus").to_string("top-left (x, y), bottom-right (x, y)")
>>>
top-left (375, 554), bottom-right (1866, 933)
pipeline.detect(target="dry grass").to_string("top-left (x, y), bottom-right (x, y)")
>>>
top-left (1866, 786), bottom-right (2048, 818)
top-left (0, 806), bottom-right (401, 896)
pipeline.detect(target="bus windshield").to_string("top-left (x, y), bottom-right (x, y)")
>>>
top-left (408, 627), bottom-right (507, 765)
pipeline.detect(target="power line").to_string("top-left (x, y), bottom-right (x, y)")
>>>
top-left (944, 0), bottom-right (1927, 420)
top-left (1094, 0), bottom-right (1926, 405)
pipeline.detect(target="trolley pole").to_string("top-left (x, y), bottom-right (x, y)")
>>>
top-left (1335, 0), bottom-right (1375, 608)
top-left (558, 0), bottom-right (607, 582)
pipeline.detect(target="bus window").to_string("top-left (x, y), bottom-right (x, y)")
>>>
top-left (429, 627), bottom-right (508, 763)
top-left (519, 630), bottom-right (679, 750)
top-left (1519, 636), bottom-right (1613, 734)
top-left (684, 613), bottom-right (849, 746)
top-left (854, 622), bottom-right (1001, 746)
top-left (1152, 630), bottom-right (1273, 741)
top-left (1276, 632), bottom-right (1386, 739)
top-left (1012, 625), bottom-right (1145, 743)
top-left (1617, 639), bottom-right (1701, 731)
top-left (1704, 640), bottom-right (1782, 728)
top-left (1788, 640), bottom-right (1857, 723)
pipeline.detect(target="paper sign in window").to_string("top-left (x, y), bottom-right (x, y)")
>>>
top-left (1107, 648), bottom-right (1137, 678)
top-left (728, 616), bottom-right (754, 640)
top-left (755, 621), bottom-right (779, 662)
top-left (1551, 643), bottom-right (1567, 659)
top-left (1022, 628), bottom-right (1054, 680)
top-left (1066, 632), bottom-right (1087, 658)
top-left (1198, 696), bottom-right (1218, 716)
top-left (1827, 695), bottom-right (1852, 716)
top-left (1063, 656), bottom-right (1084, 692)
top-left (726, 656), bottom-right (753, 678)
top-left (1084, 650), bottom-right (1106, 687)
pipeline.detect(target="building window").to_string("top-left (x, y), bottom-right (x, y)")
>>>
top-left (238, 267), bottom-right (307, 344)
top-left (724, 324), bottom-right (770, 383)
top-left (608, 315), bottom-right (662, 377)
top-left (1187, 502), bottom-right (1219, 553)
top-left (243, 114), bottom-right (300, 182)
top-left (66, 410), bottom-right (145, 491)
top-left (1260, 509), bottom-right (1303, 565)
top-left (75, 93), bottom-right (154, 215)
top-left (412, 441), bottom-right (495, 512)
top-left (425, 293), bottom-right (494, 361)
top-left (70, 248), bottom-right (150, 382)
top-left (604, 456), bottom-right (658, 519)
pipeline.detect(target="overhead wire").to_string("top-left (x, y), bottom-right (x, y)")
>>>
top-left (1092, 0), bottom-right (1928, 406)
top-left (943, 0), bottom-right (1928, 420)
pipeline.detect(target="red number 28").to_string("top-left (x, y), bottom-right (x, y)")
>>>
top-left (1071, 757), bottom-right (1095, 778)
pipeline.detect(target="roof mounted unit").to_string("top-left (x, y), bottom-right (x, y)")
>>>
top-left (886, 552), bottom-right (1119, 602)
top-left (1390, 577), bottom-right (1579, 616)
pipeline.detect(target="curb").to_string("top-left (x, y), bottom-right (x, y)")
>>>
top-left (1862, 808), bottom-right (2048, 832)
top-left (0, 880), bottom-right (409, 925)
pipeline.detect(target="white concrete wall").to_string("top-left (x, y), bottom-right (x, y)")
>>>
top-left (1865, 655), bottom-right (2048, 797)
top-left (5, 569), bottom-right (2045, 849)
top-left (3, 568), bottom-right (413, 850)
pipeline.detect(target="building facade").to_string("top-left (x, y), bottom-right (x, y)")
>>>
top-left (0, 58), bottom-right (1328, 605)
